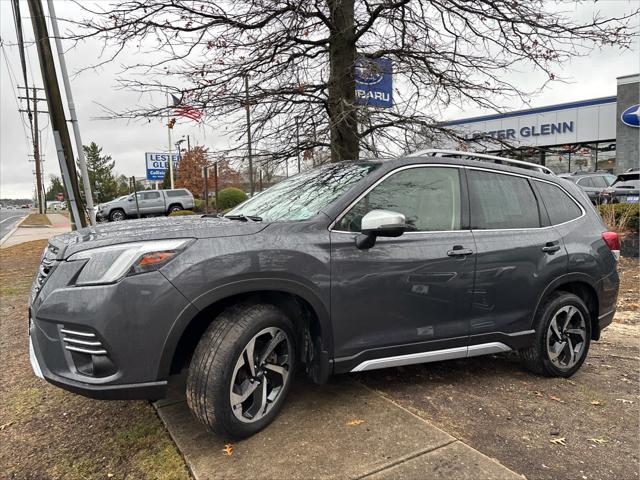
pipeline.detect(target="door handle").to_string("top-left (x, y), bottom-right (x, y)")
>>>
top-left (447, 246), bottom-right (474, 257)
top-left (542, 242), bottom-right (561, 253)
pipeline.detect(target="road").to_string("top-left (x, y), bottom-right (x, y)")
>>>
top-left (0, 209), bottom-right (28, 241)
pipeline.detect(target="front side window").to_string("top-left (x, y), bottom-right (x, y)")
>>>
top-left (535, 181), bottom-right (582, 225)
top-left (335, 167), bottom-right (462, 232)
top-left (468, 170), bottom-right (540, 229)
top-left (591, 176), bottom-right (608, 189)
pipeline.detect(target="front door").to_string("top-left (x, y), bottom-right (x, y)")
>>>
top-left (330, 165), bottom-right (476, 373)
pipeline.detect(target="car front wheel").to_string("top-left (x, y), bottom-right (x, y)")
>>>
top-left (521, 291), bottom-right (591, 377)
top-left (109, 209), bottom-right (125, 222)
top-left (186, 303), bottom-right (296, 438)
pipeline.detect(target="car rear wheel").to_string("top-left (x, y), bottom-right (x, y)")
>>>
top-left (520, 291), bottom-right (591, 377)
top-left (168, 204), bottom-right (182, 214)
top-left (109, 209), bottom-right (125, 222)
top-left (186, 303), bottom-right (296, 438)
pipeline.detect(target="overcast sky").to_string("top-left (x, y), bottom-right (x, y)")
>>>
top-left (1, 0), bottom-right (638, 199)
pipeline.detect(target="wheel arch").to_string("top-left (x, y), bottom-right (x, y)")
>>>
top-left (167, 203), bottom-right (183, 213)
top-left (532, 273), bottom-right (601, 340)
top-left (159, 282), bottom-right (332, 384)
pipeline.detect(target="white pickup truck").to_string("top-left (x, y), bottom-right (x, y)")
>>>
top-left (96, 189), bottom-right (195, 221)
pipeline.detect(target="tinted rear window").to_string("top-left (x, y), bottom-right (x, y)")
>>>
top-left (468, 170), bottom-right (540, 229)
top-left (166, 189), bottom-right (190, 197)
top-left (535, 181), bottom-right (582, 225)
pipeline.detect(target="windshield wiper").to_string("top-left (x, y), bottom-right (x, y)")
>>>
top-left (224, 214), bottom-right (263, 222)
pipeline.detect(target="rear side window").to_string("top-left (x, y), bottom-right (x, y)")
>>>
top-left (577, 177), bottom-right (595, 188)
top-left (166, 189), bottom-right (189, 197)
top-left (468, 170), bottom-right (540, 229)
top-left (534, 181), bottom-right (582, 225)
top-left (144, 192), bottom-right (161, 200)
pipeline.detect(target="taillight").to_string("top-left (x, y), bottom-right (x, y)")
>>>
top-left (602, 231), bottom-right (620, 260)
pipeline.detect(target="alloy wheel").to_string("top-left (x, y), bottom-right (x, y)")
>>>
top-left (546, 305), bottom-right (587, 369)
top-left (229, 327), bottom-right (292, 423)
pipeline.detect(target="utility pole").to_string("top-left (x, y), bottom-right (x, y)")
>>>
top-left (27, 0), bottom-right (86, 229)
top-left (213, 161), bottom-right (219, 214)
top-left (18, 86), bottom-right (46, 213)
top-left (47, 0), bottom-right (95, 225)
top-left (32, 87), bottom-right (43, 213)
top-left (244, 75), bottom-right (254, 196)
top-left (167, 93), bottom-right (175, 189)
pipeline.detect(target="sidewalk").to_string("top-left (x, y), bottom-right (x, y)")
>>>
top-left (0, 213), bottom-right (71, 248)
top-left (155, 375), bottom-right (523, 480)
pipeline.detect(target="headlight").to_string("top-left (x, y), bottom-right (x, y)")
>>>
top-left (68, 239), bottom-right (192, 286)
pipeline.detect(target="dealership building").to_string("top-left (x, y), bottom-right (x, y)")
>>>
top-left (443, 74), bottom-right (639, 174)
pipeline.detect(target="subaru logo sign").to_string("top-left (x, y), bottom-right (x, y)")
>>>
top-left (621, 104), bottom-right (640, 128)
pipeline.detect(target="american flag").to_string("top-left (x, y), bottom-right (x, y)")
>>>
top-left (171, 94), bottom-right (203, 122)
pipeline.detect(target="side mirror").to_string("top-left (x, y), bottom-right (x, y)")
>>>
top-left (128, 196), bottom-right (134, 201)
top-left (356, 210), bottom-right (407, 249)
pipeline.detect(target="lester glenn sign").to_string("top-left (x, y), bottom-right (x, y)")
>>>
top-left (145, 152), bottom-right (181, 181)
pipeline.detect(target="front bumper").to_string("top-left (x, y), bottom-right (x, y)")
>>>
top-left (29, 260), bottom-right (198, 400)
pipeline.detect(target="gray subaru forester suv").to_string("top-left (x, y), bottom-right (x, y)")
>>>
top-left (29, 150), bottom-right (620, 438)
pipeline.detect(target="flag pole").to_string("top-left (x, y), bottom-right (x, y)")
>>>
top-left (167, 91), bottom-right (174, 189)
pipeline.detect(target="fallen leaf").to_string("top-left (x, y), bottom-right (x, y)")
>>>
top-left (550, 437), bottom-right (566, 446)
top-left (0, 422), bottom-right (14, 431)
top-left (222, 444), bottom-right (234, 456)
top-left (590, 400), bottom-right (603, 406)
top-left (589, 438), bottom-right (608, 445)
top-left (532, 390), bottom-right (543, 397)
top-left (346, 419), bottom-right (365, 426)
top-left (549, 395), bottom-right (565, 403)
top-left (616, 398), bottom-right (634, 404)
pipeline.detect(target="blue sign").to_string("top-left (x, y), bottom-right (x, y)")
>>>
top-left (621, 104), bottom-right (640, 128)
top-left (145, 152), bottom-right (181, 181)
top-left (355, 57), bottom-right (392, 108)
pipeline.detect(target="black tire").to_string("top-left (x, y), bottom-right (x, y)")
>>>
top-left (186, 303), bottom-right (297, 438)
top-left (520, 291), bottom-right (591, 377)
top-left (167, 204), bottom-right (182, 214)
top-left (109, 209), bottom-right (126, 222)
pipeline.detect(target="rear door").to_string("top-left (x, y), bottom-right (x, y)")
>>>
top-left (467, 168), bottom-right (568, 347)
top-left (141, 191), bottom-right (163, 214)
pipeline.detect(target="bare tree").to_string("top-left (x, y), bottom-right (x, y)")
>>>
top-left (69, 0), bottom-right (637, 164)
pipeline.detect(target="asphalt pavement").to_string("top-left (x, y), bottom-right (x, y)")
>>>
top-left (0, 209), bottom-right (28, 241)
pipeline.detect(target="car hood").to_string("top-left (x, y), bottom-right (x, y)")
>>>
top-left (49, 215), bottom-right (269, 259)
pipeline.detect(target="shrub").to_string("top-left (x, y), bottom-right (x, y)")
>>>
top-left (597, 203), bottom-right (639, 234)
top-left (218, 188), bottom-right (248, 211)
top-left (194, 198), bottom-right (216, 213)
top-left (168, 210), bottom-right (197, 216)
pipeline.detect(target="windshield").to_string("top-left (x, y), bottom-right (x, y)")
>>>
top-left (227, 162), bottom-right (380, 221)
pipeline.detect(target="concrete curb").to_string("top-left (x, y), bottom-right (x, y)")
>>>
top-left (0, 215), bottom-right (28, 247)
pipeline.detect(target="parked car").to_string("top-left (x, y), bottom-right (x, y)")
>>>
top-left (558, 171), bottom-right (616, 204)
top-left (96, 189), bottom-right (195, 221)
top-left (600, 170), bottom-right (639, 204)
top-left (29, 151), bottom-right (620, 438)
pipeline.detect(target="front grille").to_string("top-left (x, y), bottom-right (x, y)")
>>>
top-left (31, 243), bottom-right (59, 299)
top-left (61, 327), bottom-right (108, 355)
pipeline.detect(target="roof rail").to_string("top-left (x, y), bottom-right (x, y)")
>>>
top-left (407, 149), bottom-right (556, 175)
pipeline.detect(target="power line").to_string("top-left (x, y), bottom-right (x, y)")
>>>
top-left (1, 43), bottom-right (32, 147)
top-left (10, 0), bottom-right (32, 129)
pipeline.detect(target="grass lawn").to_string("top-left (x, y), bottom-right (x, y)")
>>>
top-left (20, 214), bottom-right (52, 227)
top-left (0, 240), bottom-right (190, 479)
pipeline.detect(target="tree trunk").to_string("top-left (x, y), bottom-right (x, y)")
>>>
top-left (327, 0), bottom-right (359, 162)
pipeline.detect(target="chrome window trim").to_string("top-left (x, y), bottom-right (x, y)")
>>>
top-left (329, 163), bottom-right (586, 234)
